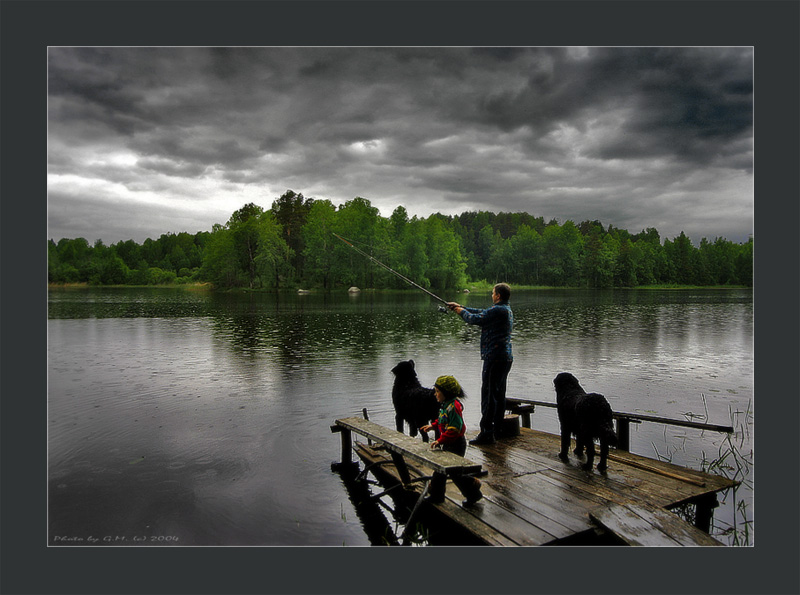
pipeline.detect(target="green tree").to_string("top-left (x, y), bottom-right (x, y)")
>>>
top-left (664, 232), bottom-right (699, 284)
top-left (632, 229), bottom-right (666, 284)
top-left (540, 221), bottom-right (583, 286)
top-left (228, 203), bottom-right (267, 288)
top-left (334, 197), bottom-right (385, 288)
top-left (734, 237), bottom-right (753, 286)
top-left (507, 224), bottom-right (542, 284)
top-left (394, 216), bottom-right (429, 289)
top-left (699, 237), bottom-right (738, 285)
top-left (272, 190), bottom-right (314, 281)
top-left (584, 232), bottom-right (617, 288)
top-left (302, 199), bottom-right (338, 289)
top-left (100, 254), bottom-right (130, 284)
top-left (614, 236), bottom-right (637, 287)
top-left (389, 205), bottom-right (409, 241)
top-left (113, 239), bottom-right (142, 270)
top-left (200, 224), bottom-right (241, 287)
top-left (477, 225), bottom-right (504, 281)
top-left (140, 237), bottom-right (163, 268)
top-left (201, 204), bottom-right (292, 289)
top-left (255, 211), bottom-right (293, 287)
top-left (423, 216), bottom-right (467, 289)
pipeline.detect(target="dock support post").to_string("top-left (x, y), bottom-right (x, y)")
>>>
top-left (330, 425), bottom-right (359, 475)
top-left (694, 493), bottom-right (719, 533)
top-left (616, 419), bottom-right (631, 452)
top-left (426, 472), bottom-right (447, 504)
top-left (509, 404), bottom-right (534, 428)
top-left (340, 427), bottom-right (353, 464)
top-left (361, 408), bottom-right (372, 445)
top-left (390, 452), bottom-right (412, 485)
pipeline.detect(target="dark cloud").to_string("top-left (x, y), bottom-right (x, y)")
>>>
top-left (47, 46), bottom-right (753, 245)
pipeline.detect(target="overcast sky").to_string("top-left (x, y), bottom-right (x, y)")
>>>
top-left (47, 46), bottom-right (753, 246)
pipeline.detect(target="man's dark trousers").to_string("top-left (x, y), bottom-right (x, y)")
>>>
top-left (480, 359), bottom-right (513, 438)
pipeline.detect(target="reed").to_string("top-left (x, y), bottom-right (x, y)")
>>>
top-left (655, 394), bottom-right (753, 545)
top-left (697, 397), bottom-right (753, 545)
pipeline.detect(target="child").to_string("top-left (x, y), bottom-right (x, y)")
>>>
top-left (420, 375), bottom-right (483, 506)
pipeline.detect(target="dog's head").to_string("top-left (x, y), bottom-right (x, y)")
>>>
top-left (391, 359), bottom-right (417, 378)
top-left (553, 372), bottom-right (583, 396)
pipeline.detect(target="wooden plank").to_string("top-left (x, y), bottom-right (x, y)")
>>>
top-left (336, 417), bottom-right (482, 475)
top-left (479, 434), bottom-right (649, 497)
top-left (608, 449), bottom-right (737, 492)
top-left (622, 503), bottom-right (724, 546)
top-left (589, 503), bottom-right (684, 546)
top-left (441, 482), bottom-right (558, 546)
top-left (469, 431), bottom-right (687, 512)
top-left (481, 479), bottom-right (580, 539)
top-left (539, 467), bottom-right (667, 511)
top-left (505, 397), bottom-right (734, 433)
top-left (613, 412), bottom-right (734, 434)
top-left (540, 452), bottom-right (703, 511)
top-left (606, 452), bottom-right (706, 487)
top-left (433, 492), bottom-right (522, 546)
top-left (590, 502), bottom-right (723, 546)
top-left (468, 439), bottom-right (553, 477)
top-left (514, 428), bottom-right (736, 498)
top-left (488, 475), bottom-right (600, 537)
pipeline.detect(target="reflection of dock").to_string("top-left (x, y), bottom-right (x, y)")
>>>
top-left (333, 417), bottom-right (738, 546)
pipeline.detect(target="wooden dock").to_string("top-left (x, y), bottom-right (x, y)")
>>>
top-left (333, 419), bottom-right (738, 546)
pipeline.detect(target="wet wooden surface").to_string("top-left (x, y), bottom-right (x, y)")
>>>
top-left (335, 416), bottom-right (481, 475)
top-left (590, 502), bottom-right (724, 546)
top-left (353, 426), bottom-right (737, 546)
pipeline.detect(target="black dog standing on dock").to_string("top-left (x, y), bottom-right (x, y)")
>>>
top-left (554, 372), bottom-right (618, 472)
top-left (391, 360), bottom-right (440, 442)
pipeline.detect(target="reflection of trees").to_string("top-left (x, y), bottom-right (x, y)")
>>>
top-left (206, 291), bottom-right (466, 369)
top-left (510, 289), bottom-right (750, 367)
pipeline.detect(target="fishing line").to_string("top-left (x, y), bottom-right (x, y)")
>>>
top-left (332, 232), bottom-right (449, 309)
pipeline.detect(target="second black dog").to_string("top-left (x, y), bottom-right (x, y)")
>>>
top-left (391, 359), bottom-right (440, 442)
top-left (553, 372), bottom-right (618, 471)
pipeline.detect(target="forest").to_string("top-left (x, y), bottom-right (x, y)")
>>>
top-left (48, 190), bottom-right (753, 290)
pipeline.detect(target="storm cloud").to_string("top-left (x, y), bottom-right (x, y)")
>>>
top-left (47, 46), bottom-right (753, 244)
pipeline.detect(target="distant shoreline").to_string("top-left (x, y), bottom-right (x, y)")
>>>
top-left (48, 282), bottom-right (751, 292)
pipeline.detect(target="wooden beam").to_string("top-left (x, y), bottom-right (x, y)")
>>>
top-left (505, 397), bottom-right (734, 433)
top-left (606, 453), bottom-right (706, 487)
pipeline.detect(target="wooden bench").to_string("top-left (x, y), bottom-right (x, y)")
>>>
top-left (505, 397), bottom-right (734, 452)
top-left (331, 416), bottom-right (482, 503)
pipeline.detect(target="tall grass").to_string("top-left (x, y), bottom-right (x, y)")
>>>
top-left (656, 395), bottom-right (754, 546)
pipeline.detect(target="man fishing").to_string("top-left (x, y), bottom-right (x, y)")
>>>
top-left (332, 233), bottom-right (513, 445)
top-left (447, 283), bottom-right (513, 446)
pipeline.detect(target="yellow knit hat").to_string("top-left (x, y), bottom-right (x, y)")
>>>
top-left (434, 375), bottom-right (463, 398)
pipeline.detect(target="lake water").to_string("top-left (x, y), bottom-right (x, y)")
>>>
top-left (48, 286), bottom-right (754, 546)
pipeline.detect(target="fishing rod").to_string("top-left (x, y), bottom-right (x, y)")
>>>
top-left (332, 232), bottom-right (450, 310)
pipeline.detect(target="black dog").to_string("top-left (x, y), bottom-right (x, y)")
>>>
top-left (391, 360), bottom-right (440, 442)
top-left (553, 372), bottom-right (618, 471)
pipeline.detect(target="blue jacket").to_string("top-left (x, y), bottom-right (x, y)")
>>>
top-left (460, 301), bottom-right (513, 361)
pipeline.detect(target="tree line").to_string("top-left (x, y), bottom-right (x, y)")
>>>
top-left (48, 190), bottom-right (753, 289)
